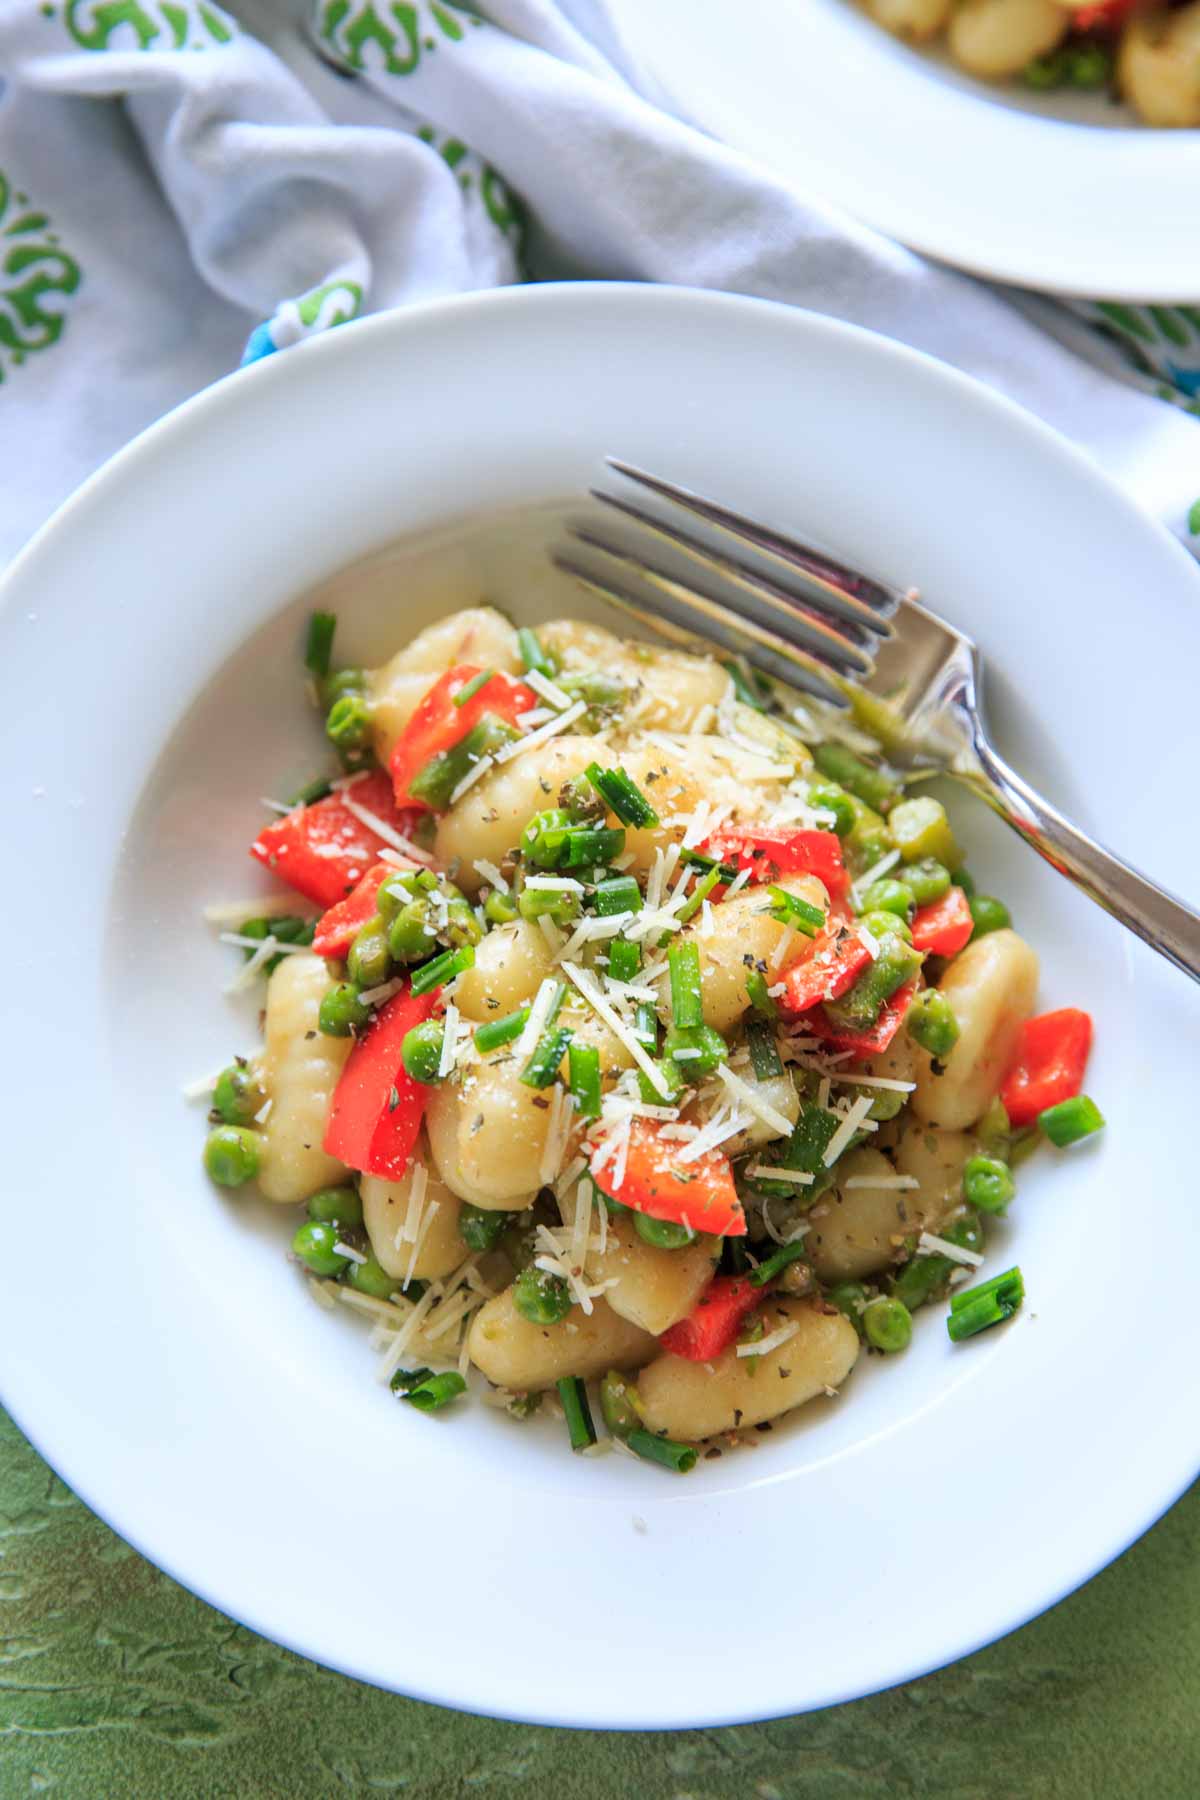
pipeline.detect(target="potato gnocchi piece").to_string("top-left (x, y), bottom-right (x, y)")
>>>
top-left (467, 1291), bottom-right (656, 1390)
top-left (637, 1298), bottom-right (860, 1440)
top-left (368, 606), bottom-right (520, 763)
top-left (867, 0), bottom-right (955, 39)
top-left (424, 1047), bottom-right (560, 1209)
top-left (257, 954), bottom-right (352, 1204)
top-left (806, 1146), bottom-right (932, 1283)
top-left (539, 618), bottom-right (729, 732)
top-left (585, 1217), bottom-right (719, 1336)
top-left (912, 929), bottom-right (1038, 1130)
top-left (723, 1074), bottom-right (801, 1157)
top-left (434, 735), bottom-right (599, 890)
top-left (947, 0), bottom-right (1068, 78)
top-left (895, 1121), bottom-right (978, 1227)
top-left (667, 872), bottom-right (829, 1035)
top-left (1118, 4), bottom-right (1200, 128)
top-left (361, 1158), bottom-right (468, 1282)
top-left (453, 918), bottom-right (555, 1023)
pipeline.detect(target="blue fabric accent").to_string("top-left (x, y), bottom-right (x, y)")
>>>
top-left (240, 321), bottom-right (277, 366)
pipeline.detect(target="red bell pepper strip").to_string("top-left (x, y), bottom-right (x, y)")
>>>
top-left (1000, 1008), bottom-right (1093, 1129)
top-left (313, 863), bottom-right (392, 959)
top-left (250, 772), bottom-right (420, 909)
top-left (911, 886), bottom-right (974, 958)
top-left (389, 664), bottom-right (538, 808)
top-left (594, 1119), bottom-right (745, 1237)
top-left (1071, 0), bottom-right (1135, 30)
top-left (805, 978), bottom-right (920, 1059)
top-left (702, 826), bottom-right (850, 899)
top-left (780, 915), bottom-right (874, 1014)
top-left (324, 984), bottom-right (441, 1179)
top-left (658, 1275), bottom-right (772, 1361)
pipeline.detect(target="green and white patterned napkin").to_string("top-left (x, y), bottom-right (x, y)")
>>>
top-left (0, 0), bottom-right (1196, 562)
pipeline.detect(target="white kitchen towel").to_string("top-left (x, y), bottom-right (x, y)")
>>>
top-left (0, 0), bottom-right (1196, 567)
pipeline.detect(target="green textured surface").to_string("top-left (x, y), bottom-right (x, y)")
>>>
top-left (0, 1406), bottom-right (1196, 1799)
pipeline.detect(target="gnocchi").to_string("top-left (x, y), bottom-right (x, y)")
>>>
top-left (257, 955), bottom-right (351, 1204)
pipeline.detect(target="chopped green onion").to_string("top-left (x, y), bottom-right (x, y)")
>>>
top-left (305, 610), bottom-right (336, 679)
top-left (568, 1042), bottom-right (602, 1120)
top-left (962, 1155), bottom-right (1015, 1215)
top-left (947, 1267), bottom-right (1024, 1343)
top-left (410, 943), bottom-right (475, 996)
top-left (409, 716), bottom-right (516, 810)
top-left (722, 655), bottom-right (772, 711)
top-left (766, 885), bottom-right (825, 937)
top-left (634, 1002), bottom-right (659, 1049)
top-left (594, 875), bottom-right (642, 917)
top-left (403, 1371), bottom-right (468, 1411)
top-left (561, 825), bottom-right (626, 867)
top-left (585, 762), bottom-right (660, 829)
top-left (745, 970), bottom-right (779, 1019)
top-left (1038, 1094), bottom-right (1105, 1148)
top-left (746, 1019), bottom-right (784, 1081)
top-left (722, 1236), bottom-right (751, 1275)
top-left (453, 668), bottom-right (495, 707)
top-left (682, 847), bottom-right (740, 882)
top-left (484, 890), bottom-right (519, 925)
top-left (520, 1024), bottom-right (573, 1089)
top-left (474, 1006), bottom-right (530, 1054)
top-left (543, 980), bottom-right (567, 1027)
top-left (607, 939), bottom-right (642, 984)
top-left (675, 863), bottom-right (722, 929)
top-left (517, 626), bottom-right (556, 678)
top-left (748, 1238), bottom-right (808, 1287)
top-left (812, 742), bottom-right (897, 815)
top-left (890, 1214), bottom-right (982, 1311)
top-left (389, 1366), bottom-right (433, 1394)
top-left (663, 1024), bottom-right (727, 1081)
top-left (556, 1375), bottom-right (597, 1451)
top-left (626, 1429), bottom-right (697, 1474)
top-left (668, 941), bottom-right (703, 1029)
top-left (288, 774), bottom-right (334, 807)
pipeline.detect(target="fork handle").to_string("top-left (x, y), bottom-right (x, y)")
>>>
top-left (963, 736), bottom-right (1200, 985)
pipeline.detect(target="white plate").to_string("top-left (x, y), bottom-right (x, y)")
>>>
top-left (618, 0), bottom-right (1200, 300)
top-left (1, 284), bottom-right (1198, 1728)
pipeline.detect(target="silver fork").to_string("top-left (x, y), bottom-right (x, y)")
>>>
top-left (554, 457), bottom-right (1200, 985)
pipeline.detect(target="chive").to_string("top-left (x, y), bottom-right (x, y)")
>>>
top-left (746, 1019), bottom-right (784, 1081)
top-left (556, 1376), bottom-right (597, 1451)
top-left (288, 774), bottom-right (334, 807)
top-left (584, 762), bottom-right (660, 829)
top-left (404, 1371), bottom-right (468, 1411)
top-left (410, 943), bottom-right (475, 996)
top-left (634, 1002), bottom-right (658, 1049)
top-left (517, 626), bottom-right (555, 678)
top-left (543, 980), bottom-right (567, 1027)
top-left (667, 941), bottom-right (702, 1030)
top-left (474, 1006), bottom-right (530, 1053)
top-left (748, 1238), bottom-right (809, 1286)
top-left (1038, 1094), bottom-right (1105, 1148)
top-left (568, 1042), bottom-right (602, 1120)
top-left (947, 1266), bottom-right (1024, 1342)
top-left (766, 885), bottom-right (825, 937)
top-left (594, 875), bottom-right (642, 917)
top-left (683, 847), bottom-right (740, 882)
top-left (390, 1366), bottom-right (433, 1394)
top-left (453, 668), bottom-right (495, 707)
top-left (626, 1429), bottom-right (697, 1474)
top-left (305, 610), bottom-right (336, 679)
top-left (722, 655), bottom-right (772, 712)
top-left (520, 1024), bottom-right (573, 1088)
top-left (675, 863), bottom-right (722, 929)
top-left (722, 1235), bottom-right (751, 1275)
top-left (745, 970), bottom-right (778, 1019)
top-left (560, 825), bottom-right (626, 867)
top-left (409, 715), bottom-right (517, 809)
top-left (607, 939), bottom-right (642, 984)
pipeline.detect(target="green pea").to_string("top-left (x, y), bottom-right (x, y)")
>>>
top-left (859, 909), bottom-right (914, 945)
top-left (348, 914), bottom-right (391, 988)
top-left (969, 894), bottom-right (1011, 939)
top-left (345, 1254), bottom-right (397, 1299)
top-left (459, 1203), bottom-right (511, 1253)
top-left (898, 858), bottom-right (951, 907)
top-left (388, 899), bottom-right (438, 962)
top-left (558, 774), bottom-right (606, 824)
top-left (325, 691), bottom-right (372, 753)
top-left (906, 988), bottom-right (960, 1059)
top-left (321, 666), bottom-right (366, 707)
top-left (862, 878), bottom-right (915, 923)
top-left (633, 1213), bottom-right (698, 1250)
top-left (520, 808), bottom-right (574, 870)
top-left (483, 889), bottom-right (519, 924)
top-left (292, 1219), bottom-right (351, 1277)
top-left (377, 870), bottom-right (431, 921)
top-left (1066, 41), bottom-right (1111, 88)
top-left (599, 1369), bottom-right (643, 1438)
top-left (306, 1186), bottom-right (364, 1228)
top-left (204, 1125), bottom-right (260, 1187)
top-left (318, 981), bottom-right (369, 1037)
top-left (955, 867), bottom-right (976, 899)
top-left (812, 742), bottom-right (897, 815)
top-left (444, 896), bottom-right (483, 949)
top-left (401, 1019), bottom-right (445, 1085)
top-left (863, 1296), bottom-right (912, 1353)
top-left (663, 1023), bottom-right (728, 1082)
top-left (513, 1266), bottom-right (572, 1326)
top-left (962, 1154), bottom-right (1016, 1215)
top-left (827, 1280), bottom-right (869, 1335)
top-left (212, 1060), bottom-right (263, 1126)
top-left (805, 780), bottom-right (855, 837)
top-left (1022, 49), bottom-right (1068, 89)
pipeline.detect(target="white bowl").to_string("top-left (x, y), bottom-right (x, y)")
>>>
top-left (1, 284), bottom-right (1198, 1728)
top-left (620, 0), bottom-right (1200, 300)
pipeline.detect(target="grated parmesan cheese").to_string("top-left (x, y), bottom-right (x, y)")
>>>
top-left (918, 1230), bottom-right (984, 1268)
top-left (448, 756), bottom-right (494, 806)
top-left (493, 700), bottom-right (587, 762)
top-left (560, 963), bottom-right (673, 1099)
top-left (822, 1093), bottom-right (876, 1166)
top-left (525, 668), bottom-right (573, 711)
top-left (736, 1321), bottom-right (798, 1359)
top-left (473, 858), bottom-right (509, 894)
